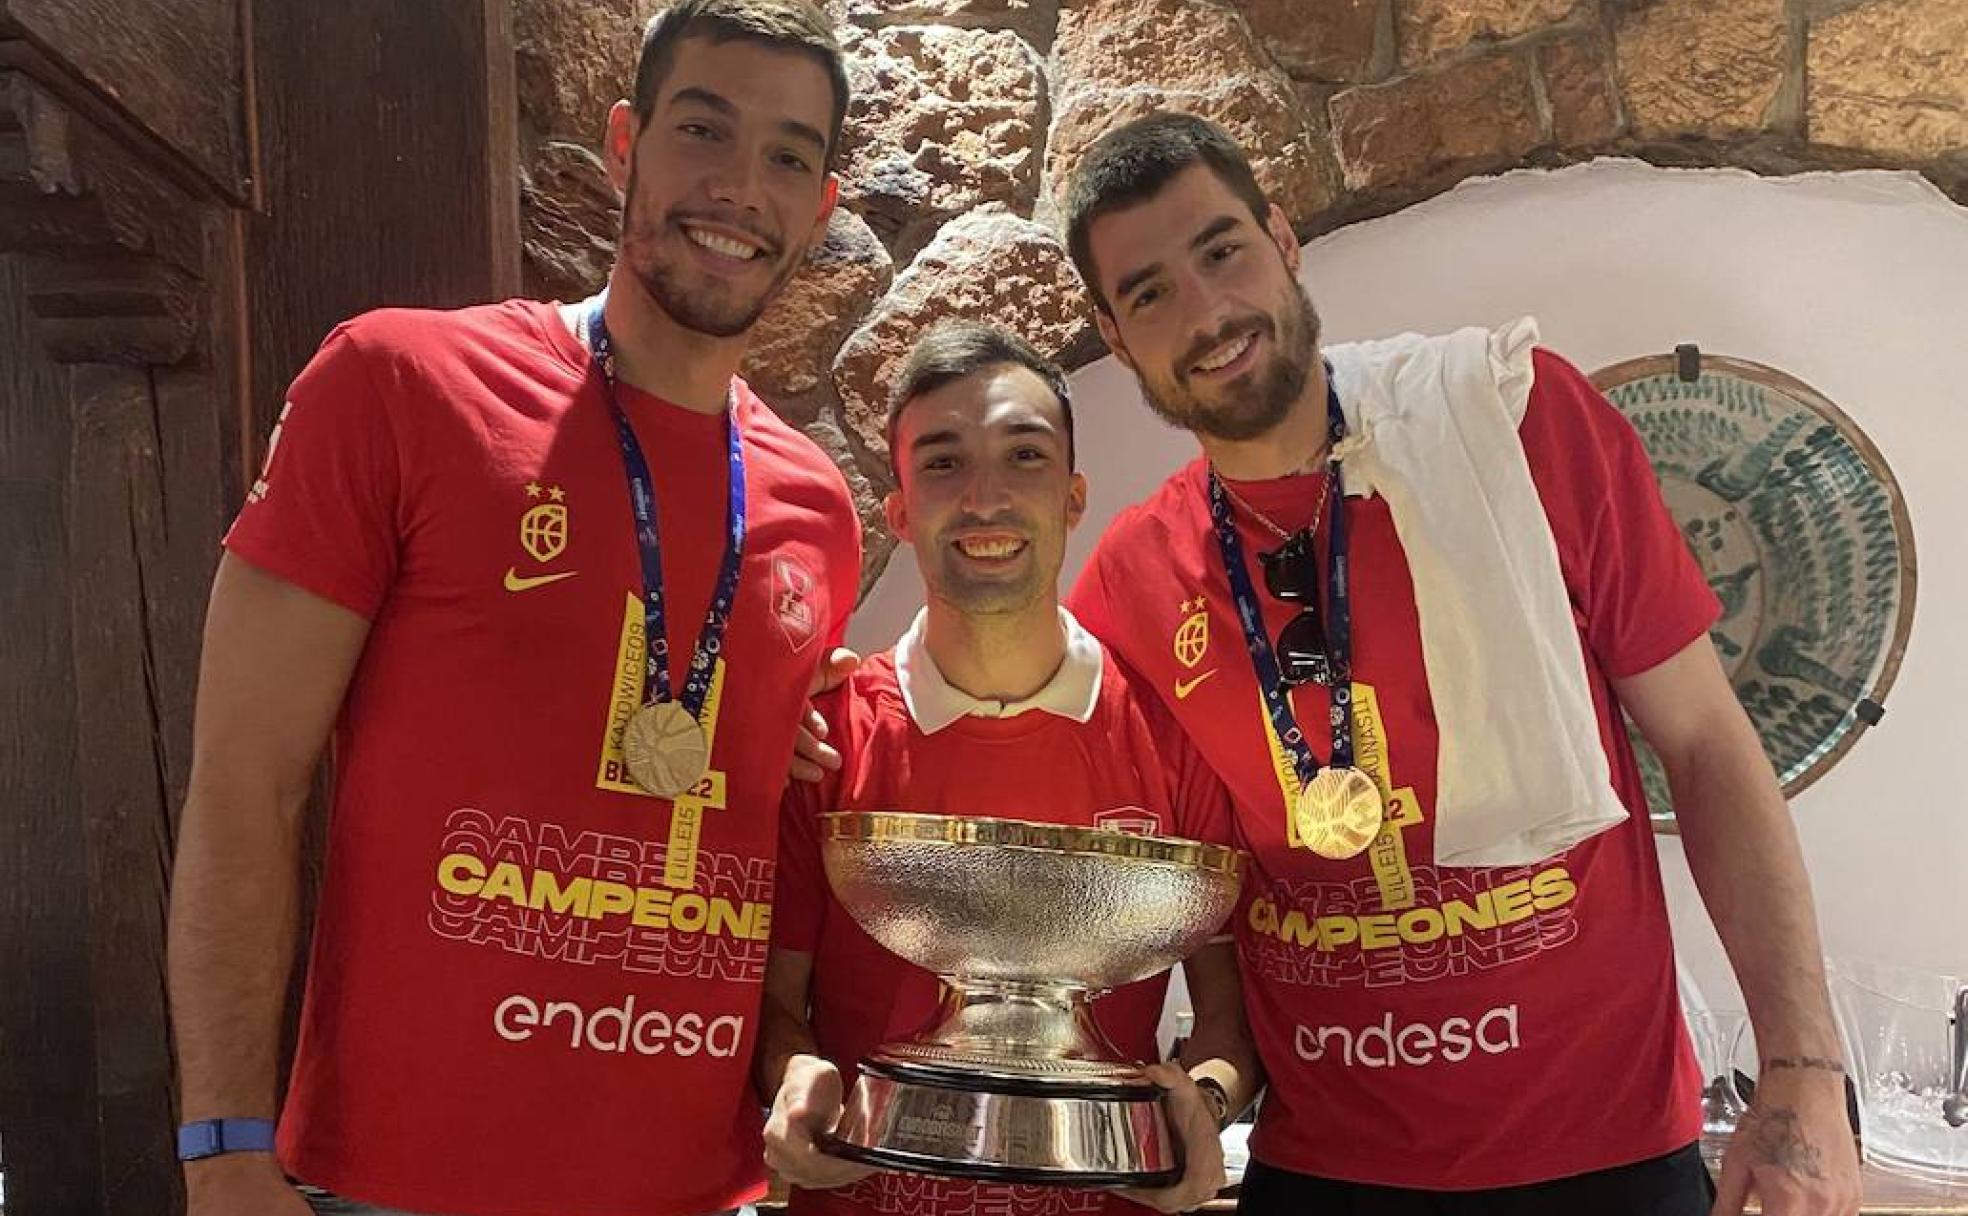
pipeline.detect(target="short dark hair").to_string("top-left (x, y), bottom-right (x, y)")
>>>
top-left (886, 321), bottom-right (1076, 475)
top-left (632, 0), bottom-right (850, 171)
top-left (1062, 112), bottom-right (1272, 313)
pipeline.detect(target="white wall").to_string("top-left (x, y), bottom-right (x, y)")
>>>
top-left (848, 158), bottom-right (1968, 1006)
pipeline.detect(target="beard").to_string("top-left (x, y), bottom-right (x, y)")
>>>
top-left (1137, 282), bottom-right (1321, 443)
top-left (921, 515), bottom-right (1054, 618)
top-left (617, 164), bottom-right (804, 338)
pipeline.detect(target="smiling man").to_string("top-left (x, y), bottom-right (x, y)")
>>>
top-left (165, 4), bottom-right (861, 1216)
top-left (1059, 112), bottom-right (1861, 1216)
top-left (755, 321), bottom-right (1260, 1216)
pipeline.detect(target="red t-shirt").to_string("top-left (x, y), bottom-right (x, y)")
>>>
top-left (225, 299), bottom-right (861, 1216)
top-left (1068, 349), bottom-right (1717, 1190)
top-left (776, 647), bottom-right (1238, 1216)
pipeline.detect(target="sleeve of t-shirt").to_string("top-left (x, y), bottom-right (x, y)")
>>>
top-left (773, 687), bottom-right (850, 953)
top-left (825, 513), bottom-right (861, 653)
top-left (1066, 534), bottom-right (1121, 655)
top-left (1137, 674), bottom-right (1236, 849)
top-left (1134, 675), bottom-right (1244, 943)
top-left (774, 776), bottom-right (828, 953)
top-left (223, 323), bottom-right (402, 618)
top-left (1520, 348), bottom-right (1722, 681)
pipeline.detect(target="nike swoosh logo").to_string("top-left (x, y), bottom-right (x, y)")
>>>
top-left (1174, 670), bottom-right (1218, 700)
top-left (503, 567), bottom-right (579, 592)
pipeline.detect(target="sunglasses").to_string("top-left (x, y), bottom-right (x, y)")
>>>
top-left (1260, 529), bottom-right (1345, 688)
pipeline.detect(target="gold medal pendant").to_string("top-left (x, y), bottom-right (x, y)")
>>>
top-left (622, 702), bottom-right (709, 797)
top-left (1294, 766), bottom-right (1385, 860)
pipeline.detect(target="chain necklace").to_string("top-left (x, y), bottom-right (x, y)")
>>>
top-left (1215, 466), bottom-right (1330, 544)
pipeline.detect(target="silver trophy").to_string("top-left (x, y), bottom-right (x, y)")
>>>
top-left (816, 811), bottom-right (1244, 1187)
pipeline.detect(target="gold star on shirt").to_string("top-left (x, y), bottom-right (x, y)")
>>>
top-left (524, 481), bottom-right (543, 498)
top-left (547, 485), bottom-right (566, 502)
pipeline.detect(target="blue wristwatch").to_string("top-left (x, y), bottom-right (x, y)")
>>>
top-left (176, 1118), bottom-right (277, 1161)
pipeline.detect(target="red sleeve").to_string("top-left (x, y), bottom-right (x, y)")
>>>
top-left (1521, 348), bottom-right (1721, 680)
top-left (1065, 540), bottom-right (1118, 650)
top-left (224, 323), bottom-right (401, 618)
top-left (826, 516), bottom-right (861, 652)
top-left (774, 778), bottom-right (828, 953)
top-left (772, 686), bottom-right (851, 952)
top-left (1131, 673), bottom-right (1245, 942)
top-left (1134, 670), bottom-right (1236, 848)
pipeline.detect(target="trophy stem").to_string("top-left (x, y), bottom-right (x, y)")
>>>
top-left (911, 978), bottom-right (1128, 1071)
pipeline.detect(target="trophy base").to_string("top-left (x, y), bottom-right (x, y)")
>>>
top-left (821, 1056), bottom-right (1179, 1188)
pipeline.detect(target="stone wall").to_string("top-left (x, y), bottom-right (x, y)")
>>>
top-left (516, 0), bottom-right (1968, 595)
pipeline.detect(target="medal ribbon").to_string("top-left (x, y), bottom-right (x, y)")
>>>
top-left (1208, 375), bottom-right (1356, 791)
top-left (585, 294), bottom-right (746, 720)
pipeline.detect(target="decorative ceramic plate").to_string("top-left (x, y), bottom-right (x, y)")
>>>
top-left (1591, 353), bottom-right (1916, 830)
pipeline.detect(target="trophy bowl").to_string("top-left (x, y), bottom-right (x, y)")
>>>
top-left (816, 811), bottom-right (1244, 1187)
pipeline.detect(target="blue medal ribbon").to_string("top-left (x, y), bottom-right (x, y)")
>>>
top-left (585, 294), bottom-right (746, 719)
top-left (1208, 374), bottom-right (1356, 784)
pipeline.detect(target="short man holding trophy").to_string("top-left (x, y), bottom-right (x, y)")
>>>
top-left (757, 321), bottom-right (1260, 1215)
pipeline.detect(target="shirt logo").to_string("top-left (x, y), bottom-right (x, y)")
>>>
top-left (519, 482), bottom-right (569, 561)
top-left (772, 555), bottom-right (818, 653)
top-left (1172, 595), bottom-right (1216, 697)
top-left (506, 481), bottom-right (577, 592)
top-left (1093, 806), bottom-right (1161, 836)
top-left (1294, 1005), bottom-right (1522, 1069)
top-left (247, 398), bottom-right (296, 504)
top-left (1174, 669), bottom-right (1218, 699)
top-left (504, 569), bottom-right (579, 593)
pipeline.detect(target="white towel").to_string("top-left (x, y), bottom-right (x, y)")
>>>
top-left (1326, 317), bottom-right (1629, 866)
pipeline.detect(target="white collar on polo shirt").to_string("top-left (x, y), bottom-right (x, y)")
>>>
top-left (892, 606), bottom-right (1104, 735)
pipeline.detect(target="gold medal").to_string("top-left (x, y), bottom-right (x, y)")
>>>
top-left (622, 702), bottom-right (709, 797)
top-left (1294, 766), bottom-right (1385, 860)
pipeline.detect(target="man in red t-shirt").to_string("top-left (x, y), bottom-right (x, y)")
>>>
top-left (1051, 114), bottom-right (1862, 1216)
top-left (165, 5), bottom-right (862, 1216)
top-left (756, 321), bottom-right (1260, 1216)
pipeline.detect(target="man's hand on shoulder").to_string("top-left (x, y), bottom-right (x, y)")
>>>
top-left (790, 648), bottom-right (858, 783)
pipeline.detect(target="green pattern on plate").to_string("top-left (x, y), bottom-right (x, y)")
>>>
top-left (1599, 361), bottom-right (1913, 826)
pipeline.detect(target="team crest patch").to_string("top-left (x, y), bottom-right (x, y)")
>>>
top-left (1093, 806), bottom-right (1161, 837)
top-left (772, 555), bottom-right (818, 652)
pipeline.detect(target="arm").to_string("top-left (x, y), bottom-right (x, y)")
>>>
top-left (789, 490), bottom-right (863, 783)
top-left (167, 555), bottom-right (372, 1214)
top-left (1616, 638), bottom-right (1860, 1216)
top-left (789, 648), bottom-right (859, 784)
top-left (753, 945), bottom-right (822, 1104)
top-left (1177, 941), bottom-right (1263, 1122)
top-left (756, 947), bottom-right (875, 1190)
top-left (1117, 669), bottom-right (1254, 1210)
top-left (1121, 942), bottom-right (1260, 1213)
top-left (758, 742), bottom-right (873, 1190)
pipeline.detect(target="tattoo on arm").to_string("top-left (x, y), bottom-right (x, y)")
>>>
top-left (1747, 1109), bottom-right (1827, 1181)
top-left (1762, 1056), bottom-right (1846, 1075)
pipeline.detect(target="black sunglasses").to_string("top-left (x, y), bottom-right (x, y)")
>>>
top-left (1260, 530), bottom-right (1344, 688)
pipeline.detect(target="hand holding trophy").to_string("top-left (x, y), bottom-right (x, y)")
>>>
top-left (815, 811), bottom-right (1244, 1188)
